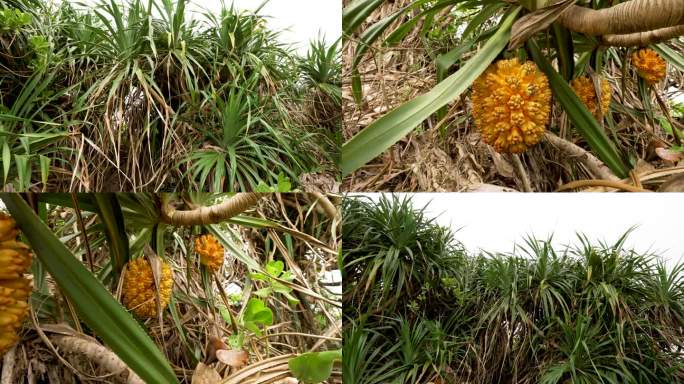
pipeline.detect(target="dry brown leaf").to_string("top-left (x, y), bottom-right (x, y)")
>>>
top-left (273, 379), bottom-right (299, 384)
top-left (205, 336), bottom-right (229, 364)
top-left (466, 183), bottom-right (519, 192)
top-left (655, 147), bottom-right (684, 163)
top-left (191, 363), bottom-right (222, 384)
top-left (509, 0), bottom-right (575, 49)
top-left (299, 173), bottom-right (341, 194)
top-left (216, 349), bottom-right (249, 368)
top-left (488, 149), bottom-right (515, 178)
top-left (658, 173), bottom-right (684, 192)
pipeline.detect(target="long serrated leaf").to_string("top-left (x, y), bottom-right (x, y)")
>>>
top-left (38, 193), bottom-right (98, 211)
top-left (2, 140), bottom-right (10, 185)
top-left (1, 194), bottom-right (178, 384)
top-left (527, 40), bottom-right (630, 178)
top-left (94, 194), bottom-right (130, 280)
top-left (384, 0), bottom-right (455, 46)
top-left (14, 154), bottom-right (29, 190)
top-left (350, 8), bottom-right (405, 103)
top-left (39, 155), bottom-right (50, 191)
top-left (552, 23), bottom-right (574, 81)
top-left (653, 43), bottom-right (684, 72)
top-left (341, 7), bottom-right (521, 175)
top-left (461, 3), bottom-right (504, 41)
top-left (436, 40), bottom-right (475, 82)
top-left (342, 0), bottom-right (385, 36)
top-left (208, 224), bottom-right (261, 271)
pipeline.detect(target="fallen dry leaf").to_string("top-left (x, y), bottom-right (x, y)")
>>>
top-left (488, 149), bottom-right (515, 179)
top-left (216, 349), bottom-right (249, 368)
top-left (205, 336), bottom-right (229, 364)
top-left (509, 0), bottom-right (575, 49)
top-left (466, 183), bottom-right (518, 192)
top-left (655, 147), bottom-right (684, 163)
top-left (273, 379), bottom-right (299, 384)
top-left (191, 363), bottom-right (222, 384)
top-left (658, 173), bottom-right (684, 192)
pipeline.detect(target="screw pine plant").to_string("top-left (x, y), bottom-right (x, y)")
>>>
top-left (343, 195), bottom-right (464, 318)
top-left (0, 213), bottom-right (31, 355)
top-left (0, 0), bottom-right (339, 191)
top-left (632, 48), bottom-right (667, 85)
top-left (298, 37), bottom-right (342, 131)
top-left (122, 256), bottom-right (174, 318)
top-left (0, 193), bottom-right (341, 383)
top-left (343, 195), bottom-right (684, 383)
top-left (195, 233), bottom-right (224, 273)
top-left (571, 76), bottom-right (612, 118)
top-left (342, 0), bottom-right (684, 191)
top-left (471, 58), bottom-right (551, 153)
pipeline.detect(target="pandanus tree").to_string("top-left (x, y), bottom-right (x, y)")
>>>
top-left (299, 37), bottom-right (343, 130)
top-left (342, 0), bottom-right (684, 191)
top-left (0, 193), bottom-right (341, 383)
top-left (342, 195), bottom-right (684, 383)
top-left (0, 0), bottom-right (337, 191)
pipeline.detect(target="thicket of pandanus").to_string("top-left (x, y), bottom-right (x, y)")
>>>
top-left (343, 195), bottom-right (684, 383)
top-left (1, 0), bottom-right (341, 191)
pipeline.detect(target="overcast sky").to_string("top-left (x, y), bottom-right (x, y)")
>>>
top-left (226, 0), bottom-right (341, 53)
top-left (352, 193), bottom-right (684, 263)
top-left (67, 0), bottom-right (341, 54)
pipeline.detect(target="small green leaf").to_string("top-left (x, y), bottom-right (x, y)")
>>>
top-left (283, 292), bottom-right (300, 306)
top-left (253, 287), bottom-right (272, 298)
top-left (253, 173), bottom-right (292, 192)
top-left (289, 350), bottom-right (342, 384)
top-left (228, 333), bottom-right (244, 349)
top-left (219, 305), bottom-right (233, 325)
top-left (265, 260), bottom-right (284, 277)
top-left (250, 272), bottom-right (268, 281)
top-left (280, 270), bottom-right (295, 281)
top-left (242, 298), bottom-right (273, 335)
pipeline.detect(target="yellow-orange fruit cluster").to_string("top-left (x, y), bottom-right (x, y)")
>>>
top-left (195, 234), bottom-right (224, 273)
top-left (122, 257), bottom-right (173, 318)
top-left (0, 213), bottom-right (32, 356)
top-left (571, 76), bottom-right (612, 118)
top-left (632, 49), bottom-right (666, 85)
top-left (472, 59), bottom-right (551, 153)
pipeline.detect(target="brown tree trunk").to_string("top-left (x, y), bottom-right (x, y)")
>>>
top-left (603, 25), bottom-right (684, 46)
top-left (558, 0), bottom-right (684, 36)
top-left (161, 193), bottom-right (264, 226)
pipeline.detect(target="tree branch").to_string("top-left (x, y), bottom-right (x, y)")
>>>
top-left (558, 0), bottom-right (684, 36)
top-left (602, 25), bottom-right (684, 46)
top-left (556, 179), bottom-right (652, 192)
top-left (543, 132), bottom-right (621, 181)
top-left (161, 193), bottom-right (264, 226)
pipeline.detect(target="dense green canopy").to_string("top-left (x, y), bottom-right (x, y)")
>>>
top-left (343, 195), bottom-right (684, 383)
top-left (0, 0), bottom-right (340, 191)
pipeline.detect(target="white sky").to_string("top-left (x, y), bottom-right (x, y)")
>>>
top-left (224, 0), bottom-right (341, 53)
top-left (352, 193), bottom-right (684, 264)
top-left (66, 0), bottom-right (341, 54)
